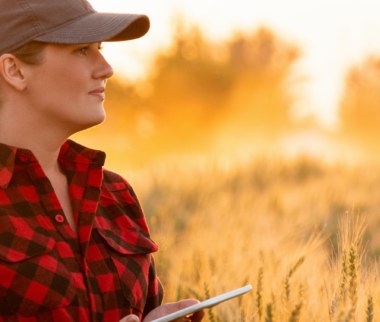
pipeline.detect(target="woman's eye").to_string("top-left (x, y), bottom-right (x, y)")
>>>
top-left (78, 46), bottom-right (89, 55)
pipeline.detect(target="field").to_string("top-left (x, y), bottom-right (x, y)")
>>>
top-left (125, 157), bottom-right (380, 321)
top-left (69, 20), bottom-right (380, 321)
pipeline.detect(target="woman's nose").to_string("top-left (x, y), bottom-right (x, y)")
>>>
top-left (102, 58), bottom-right (114, 80)
top-left (94, 53), bottom-right (114, 80)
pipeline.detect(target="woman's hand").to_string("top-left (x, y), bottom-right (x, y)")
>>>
top-left (119, 299), bottom-right (205, 322)
top-left (119, 315), bottom-right (140, 322)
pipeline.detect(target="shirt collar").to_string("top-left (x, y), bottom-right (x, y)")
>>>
top-left (59, 140), bottom-right (106, 165)
top-left (0, 139), bottom-right (106, 190)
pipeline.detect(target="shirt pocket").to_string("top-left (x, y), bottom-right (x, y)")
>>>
top-left (96, 227), bottom-right (157, 314)
top-left (0, 227), bottom-right (77, 317)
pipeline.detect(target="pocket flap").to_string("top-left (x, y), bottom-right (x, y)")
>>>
top-left (0, 228), bottom-right (56, 262)
top-left (97, 228), bottom-right (158, 255)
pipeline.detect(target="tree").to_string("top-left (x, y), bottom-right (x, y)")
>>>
top-left (339, 57), bottom-right (380, 149)
top-left (74, 23), bottom-right (302, 168)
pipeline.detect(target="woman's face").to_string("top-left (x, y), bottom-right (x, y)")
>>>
top-left (24, 42), bottom-right (114, 134)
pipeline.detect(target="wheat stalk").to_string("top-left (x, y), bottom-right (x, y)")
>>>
top-left (288, 302), bottom-right (303, 322)
top-left (204, 282), bottom-right (217, 322)
top-left (366, 293), bottom-right (374, 322)
top-left (287, 282), bottom-right (305, 322)
top-left (335, 309), bottom-right (346, 322)
top-left (339, 250), bottom-right (348, 306)
top-left (289, 256), bottom-right (306, 278)
top-left (284, 277), bottom-right (290, 301)
top-left (265, 302), bottom-right (275, 322)
top-left (348, 245), bottom-right (358, 312)
top-left (298, 283), bottom-right (304, 302)
top-left (343, 308), bottom-right (354, 322)
top-left (330, 292), bottom-right (339, 320)
top-left (256, 266), bottom-right (264, 320)
top-left (284, 256), bottom-right (305, 301)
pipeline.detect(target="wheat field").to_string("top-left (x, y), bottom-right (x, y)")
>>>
top-left (68, 15), bottom-right (380, 322)
top-left (124, 157), bottom-right (380, 321)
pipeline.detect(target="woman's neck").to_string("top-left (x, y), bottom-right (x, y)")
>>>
top-left (0, 101), bottom-right (69, 176)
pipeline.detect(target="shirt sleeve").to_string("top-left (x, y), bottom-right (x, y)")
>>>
top-left (143, 254), bottom-right (164, 319)
top-left (124, 181), bottom-right (164, 317)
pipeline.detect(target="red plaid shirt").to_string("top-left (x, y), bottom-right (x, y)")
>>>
top-left (0, 140), bottom-right (163, 322)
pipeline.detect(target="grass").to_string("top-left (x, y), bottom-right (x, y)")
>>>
top-left (125, 157), bottom-right (380, 321)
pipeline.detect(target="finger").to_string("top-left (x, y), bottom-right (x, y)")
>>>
top-left (143, 299), bottom-right (201, 322)
top-left (190, 309), bottom-right (205, 322)
top-left (168, 299), bottom-right (200, 311)
top-left (119, 314), bottom-right (140, 322)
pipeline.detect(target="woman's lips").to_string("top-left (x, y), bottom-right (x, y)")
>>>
top-left (89, 92), bottom-right (105, 100)
top-left (89, 87), bottom-right (105, 100)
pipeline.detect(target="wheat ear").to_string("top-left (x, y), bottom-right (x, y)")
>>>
top-left (348, 245), bottom-right (358, 311)
top-left (330, 292), bottom-right (339, 320)
top-left (339, 250), bottom-right (348, 306)
top-left (265, 302), bottom-right (275, 322)
top-left (284, 256), bottom-right (305, 300)
top-left (366, 293), bottom-right (374, 322)
top-left (288, 302), bottom-right (303, 322)
top-left (343, 308), bottom-right (354, 322)
top-left (256, 266), bottom-right (263, 320)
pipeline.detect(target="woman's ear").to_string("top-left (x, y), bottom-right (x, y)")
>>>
top-left (0, 54), bottom-right (27, 91)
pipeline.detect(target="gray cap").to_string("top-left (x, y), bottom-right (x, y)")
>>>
top-left (0, 0), bottom-right (150, 55)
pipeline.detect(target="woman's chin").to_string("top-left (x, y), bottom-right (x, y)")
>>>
top-left (73, 113), bottom-right (106, 132)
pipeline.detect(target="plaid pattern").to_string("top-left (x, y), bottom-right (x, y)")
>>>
top-left (0, 140), bottom-right (163, 321)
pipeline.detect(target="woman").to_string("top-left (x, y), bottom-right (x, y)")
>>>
top-left (0, 0), bottom-right (204, 321)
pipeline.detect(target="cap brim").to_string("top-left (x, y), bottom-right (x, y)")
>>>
top-left (34, 12), bottom-right (150, 44)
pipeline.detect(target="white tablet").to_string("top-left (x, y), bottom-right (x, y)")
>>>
top-left (150, 285), bottom-right (252, 322)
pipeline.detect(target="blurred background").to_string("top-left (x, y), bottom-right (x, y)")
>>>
top-left (72, 1), bottom-right (380, 320)
top-left (72, 0), bottom-right (380, 171)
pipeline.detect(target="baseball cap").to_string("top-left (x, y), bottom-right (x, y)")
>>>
top-left (0, 0), bottom-right (150, 55)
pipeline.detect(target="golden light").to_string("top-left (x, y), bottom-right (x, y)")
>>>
top-left (90, 0), bottom-right (380, 128)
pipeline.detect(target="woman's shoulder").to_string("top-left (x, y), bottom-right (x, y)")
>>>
top-left (101, 168), bottom-right (141, 206)
top-left (102, 167), bottom-right (132, 190)
top-left (99, 168), bottom-right (153, 237)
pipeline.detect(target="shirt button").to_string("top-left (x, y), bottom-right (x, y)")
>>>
top-left (55, 214), bottom-right (64, 223)
top-left (19, 154), bottom-right (28, 162)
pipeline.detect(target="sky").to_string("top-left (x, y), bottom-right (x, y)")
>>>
top-left (89, 0), bottom-right (380, 128)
